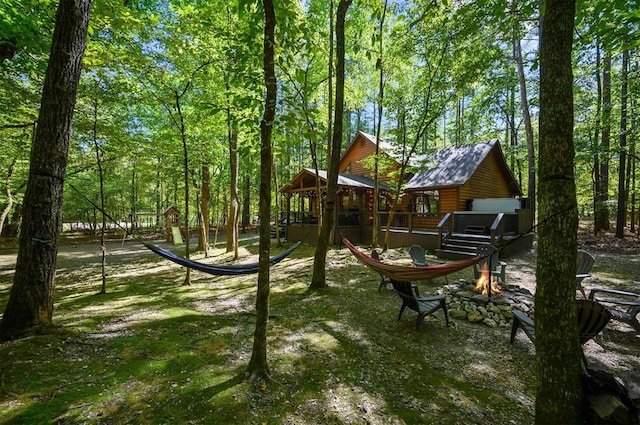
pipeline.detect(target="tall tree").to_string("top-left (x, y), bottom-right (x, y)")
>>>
top-left (615, 48), bottom-right (629, 238)
top-left (535, 0), bottom-right (581, 423)
top-left (0, 0), bottom-right (94, 341)
top-left (595, 52), bottom-right (612, 232)
top-left (310, 0), bottom-right (352, 290)
top-left (514, 36), bottom-right (536, 224)
top-left (371, 0), bottom-right (387, 248)
top-left (90, 92), bottom-right (107, 294)
top-left (246, 0), bottom-right (276, 382)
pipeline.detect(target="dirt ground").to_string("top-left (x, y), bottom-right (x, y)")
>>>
top-left (0, 226), bottom-right (638, 424)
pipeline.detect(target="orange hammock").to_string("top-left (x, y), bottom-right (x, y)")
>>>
top-left (342, 237), bottom-right (481, 282)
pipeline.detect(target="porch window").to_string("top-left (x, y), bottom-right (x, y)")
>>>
top-left (414, 191), bottom-right (439, 217)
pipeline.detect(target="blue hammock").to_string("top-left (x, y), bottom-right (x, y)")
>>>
top-left (143, 240), bottom-right (302, 276)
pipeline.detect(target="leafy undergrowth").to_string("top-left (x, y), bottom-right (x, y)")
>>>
top-left (0, 233), bottom-right (638, 424)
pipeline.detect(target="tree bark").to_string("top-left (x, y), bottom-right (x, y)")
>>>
top-left (0, 0), bottom-right (93, 341)
top-left (242, 171), bottom-right (250, 233)
top-left (592, 43), bottom-right (602, 235)
top-left (535, 0), bottom-right (581, 423)
top-left (0, 158), bottom-right (17, 236)
top-left (615, 49), bottom-right (629, 238)
top-left (92, 96), bottom-right (107, 294)
top-left (595, 53), bottom-right (612, 232)
top-left (197, 164), bottom-right (210, 254)
top-left (175, 91), bottom-right (191, 286)
top-left (372, 0), bottom-right (387, 248)
top-left (310, 0), bottom-right (352, 290)
top-left (514, 38), bottom-right (536, 224)
top-left (246, 0), bottom-right (275, 382)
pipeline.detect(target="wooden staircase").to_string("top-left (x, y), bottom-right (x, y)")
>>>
top-left (436, 233), bottom-right (493, 260)
top-left (436, 232), bottom-right (534, 260)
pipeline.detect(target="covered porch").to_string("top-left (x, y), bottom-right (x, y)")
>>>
top-left (286, 207), bottom-right (534, 258)
top-left (280, 168), bottom-right (392, 246)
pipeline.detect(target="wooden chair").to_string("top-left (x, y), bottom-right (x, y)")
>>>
top-left (588, 288), bottom-right (640, 334)
top-left (576, 250), bottom-right (595, 298)
top-left (408, 245), bottom-right (427, 266)
top-left (408, 245), bottom-right (448, 283)
top-left (473, 244), bottom-right (507, 284)
top-left (371, 249), bottom-right (390, 291)
top-left (391, 280), bottom-right (449, 330)
top-left (510, 299), bottom-right (612, 365)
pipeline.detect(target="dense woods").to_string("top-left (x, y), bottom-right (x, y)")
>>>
top-left (1, 1), bottom-right (637, 243)
top-left (0, 0), bottom-right (639, 422)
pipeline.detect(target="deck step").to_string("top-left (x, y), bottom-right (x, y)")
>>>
top-left (435, 249), bottom-right (477, 260)
top-left (437, 232), bottom-right (500, 260)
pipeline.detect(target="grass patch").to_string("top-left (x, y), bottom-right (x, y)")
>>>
top-left (2, 238), bottom-right (637, 424)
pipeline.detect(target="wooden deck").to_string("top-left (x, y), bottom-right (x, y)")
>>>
top-left (286, 224), bottom-right (533, 258)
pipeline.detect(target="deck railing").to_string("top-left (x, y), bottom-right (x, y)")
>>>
top-left (437, 213), bottom-right (453, 247)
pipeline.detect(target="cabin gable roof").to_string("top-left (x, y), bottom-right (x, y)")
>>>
top-left (339, 131), bottom-right (399, 170)
top-left (281, 168), bottom-right (390, 193)
top-left (405, 140), bottom-right (522, 195)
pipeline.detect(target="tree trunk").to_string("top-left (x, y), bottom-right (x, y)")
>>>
top-left (372, 0), bottom-right (387, 248)
top-left (226, 108), bottom-right (239, 258)
top-left (92, 97), bottom-right (107, 294)
top-left (592, 43), bottom-right (602, 235)
top-left (0, 158), bottom-right (16, 236)
top-left (242, 171), bottom-right (250, 233)
top-left (535, 1), bottom-right (581, 423)
top-left (175, 92), bottom-right (191, 286)
top-left (615, 49), bottom-right (629, 239)
top-left (0, 0), bottom-right (93, 341)
top-left (272, 157), bottom-right (281, 245)
top-left (310, 0), bottom-right (351, 290)
top-left (596, 53), bottom-right (612, 232)
top-left (246, 0), bottom-right (275, 383)
top-left (197, 164), bottom-right (210, 254)
top-left (515, 38), bottom-right (536, 224)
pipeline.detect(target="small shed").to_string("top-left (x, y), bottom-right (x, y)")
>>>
top-left (163, 206), bottom-right (181, 243)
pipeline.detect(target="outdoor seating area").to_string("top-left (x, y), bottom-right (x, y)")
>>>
top-left (510, 299), bottom-right (613, 366)
top-left (390, 280), bottom-right (449, 330)
top-left (359, 242), bottom-right (637, 349)
top-left (588, 288), bottom-right (640, 334)
top-left (472, 244), bottom-right (507, 284)
top-left (371, 249), bottom-right (391, 291)
top-left (408, 244), bottom-right (449, 283)
top-left (576, 249), bottom-right (595, 298)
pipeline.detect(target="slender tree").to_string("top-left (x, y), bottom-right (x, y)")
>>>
top-left (514, 37), bottom-right (536, 224)
top-left (0, 0), bottom-right (94, 341)
top-left (596, 53), bottom-right (612, 232)
top-left (535, 0), bottom-right (582, 422)
top-left (615, 48), bottom-right (629, 238)
top-left (91, 94), bottom-right (107, 294)
top-left (310, 0), bottom-right (352, 290)
top-left (246, 0), bottom-right (276, 382)
top-left (371, 0), bottom-right (387, 248)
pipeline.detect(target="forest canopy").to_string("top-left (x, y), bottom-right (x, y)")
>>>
top-left (0, 0), bottom-right (638, 236)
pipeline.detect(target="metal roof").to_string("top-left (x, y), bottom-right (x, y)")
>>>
top-left (405, 140), bottom-right (505, 190)
top-left (312, 169), bottom-right (390, 190)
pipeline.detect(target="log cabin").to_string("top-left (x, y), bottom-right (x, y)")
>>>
top-left (281, 131), bottom-right (533, 257)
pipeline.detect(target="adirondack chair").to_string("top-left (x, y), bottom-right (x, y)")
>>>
top-left (576, 250), bottom-right (595, 298)
top-left (473, 244), bottom-right (507, 284)
top-left (391, 280), bottom-right (449, 330)
top-left (371, 249), bottom-right (390, 291)
top-left (510, 299), bottom-right (612, 366)
top-left (408, 245), bottom-right (449, 283)
top-left (588, 288), bottom-right (640, 334)
top-left (409, 245), bottom-right (428, 266)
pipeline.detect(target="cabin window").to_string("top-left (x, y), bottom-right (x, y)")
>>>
top-left (414, 191), bottom-right (439, 217)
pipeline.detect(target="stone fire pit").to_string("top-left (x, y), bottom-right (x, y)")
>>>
top-left (438, 280), bottom-right (534, 327)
